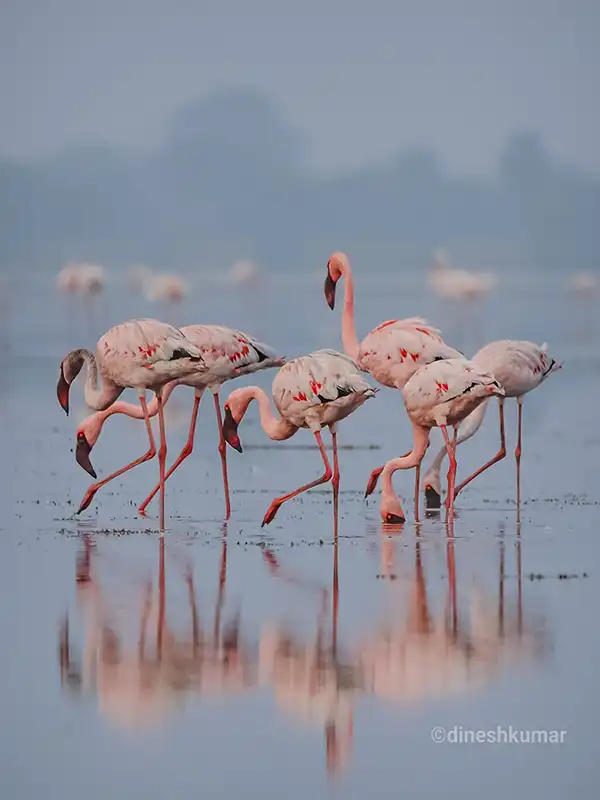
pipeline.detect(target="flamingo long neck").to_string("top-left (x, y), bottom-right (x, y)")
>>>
top-left (381, 423), bottom-right (431, 504)
top-left (337, 259), bottom-right (360, 361)
top-left (239, 387), bottom-right (296, 441)
top-left (75, 350), bottom-right (123, 411)
top-left (422, 399), bottom-right (490, 490)
top-left (95, 380), bottom-right (182, 429)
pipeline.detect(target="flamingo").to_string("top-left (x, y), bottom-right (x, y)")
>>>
top-left (221, 349), bottom-right (376, 526)
top-left (324, 251), bottom-right (462, 503)
top-left (364, 358), bottom-right (504, 523)
top-left (73, 325), bottom-right (284, 519)
top-left (57, 318), bottom-right (208, 530)
top-left (422, 340), bottom-right (562, 508)
top-left (56, 262), bottom-right (105, 295)
top-left (428, 248), bottom-right (498, 301)
top-left (143, 273), bottom-right (189, 303)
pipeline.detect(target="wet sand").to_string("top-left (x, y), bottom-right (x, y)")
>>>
top-left (0, 271), bottom-right (598, 797)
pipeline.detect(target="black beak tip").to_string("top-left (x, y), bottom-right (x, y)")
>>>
top-left (425, 486), bottom-right (442, 509)
top-left (324, 273), bottom-right (337, 310)
top-left (57, 368), bottom-right (70, 415)
top-left (76, 437), bottom-right (96, 478)
top-left (385, 513), bottom-right (405, 525)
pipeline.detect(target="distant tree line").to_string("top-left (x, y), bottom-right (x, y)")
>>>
top-left (1, 87), bottom-right (598, 272)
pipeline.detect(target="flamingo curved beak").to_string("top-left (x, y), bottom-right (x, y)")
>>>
top-left (222, 407), bottom-right (243, 453)
top-left (76, 435), bottom-right (97, 478)
top-left (324, 272), bottom-right (337, 310)
top-left (57, 367), bottom-right (70, 415)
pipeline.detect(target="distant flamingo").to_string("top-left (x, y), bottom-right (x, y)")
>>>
top-left (57, 318), bottom-right (208, 530)
top-left (364, 358), bottom-right (504, 523)
top-left (422, 340), bottom-right (562, 508)
top-left (570, 271), bottom-right (597, 296)
top-left (324, 251), bottom-right (462, 502)
top-left (428, 248), bottom-right (498, 301)
top-left (222, 350), bottom-right (376, 526)
top-left (56, 262), bottom-right (105, 295)
top-left (143, 273), bottom-right (189, 303)
top-left (74, 325), bottom-right (283, 519)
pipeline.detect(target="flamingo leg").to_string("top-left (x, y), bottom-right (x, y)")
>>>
top-left (414, 463), bottom-right (421, 522)
top-left (515, 397), bottom-right (523, 506)
top-left (156, 389), bottom-right (168, 531)
top-left (77, 392), bottom-right (156, 514)
top-left (213, 391), bottom-right (231, 520)
top-left (453, 398), bottom-right (506, 499)
top-left (364, 450), bottom-right (412, 498)
top-left (262, 430), bottom-right (332, 526)
top-left (331, 425), bottom-right (340, 534)
top-left (138, 389), bottom-right (204, 514)
top-left (440, 425), bottom-right (457, 519)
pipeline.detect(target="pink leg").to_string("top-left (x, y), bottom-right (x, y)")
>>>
top-left (414, 463), bottom-right (421, 522)
top-left (213, 391), bottom-right (231, 520)
top-left (138, 390), bottom-right (203, 514)
top-left (365, 450), bottom-right (412, 498)
top-left (515, 397), bottom-right (523, 506)
top-left (331, 426), bottom-right (340, 534)
top-left (454, 398), bottom-right (506, 499)
top-left (77, 393), bottom-right (156, 514)
top-left (440, 426), bottom-right (457, 520)
top-left (262, 431), bottom-right (332, 526)
top-left (156, 389), bottom-right (168, 531)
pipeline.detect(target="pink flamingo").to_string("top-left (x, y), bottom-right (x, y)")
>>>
top-left (364, 358), bottom-right (504, 523)
top-left (421, 340), bottom-right (562, 507)
top-left (221, 349), bottom-right (376, 526)
top-left (73, 325), bottom-right (284, 519)
top-left (324, 252), bottom-right (462, 506)
top-left (58, 318), bottom-right (208, 530)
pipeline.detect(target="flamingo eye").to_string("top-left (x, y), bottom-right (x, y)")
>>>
top-left (77, 431), bottom-right (85, 440)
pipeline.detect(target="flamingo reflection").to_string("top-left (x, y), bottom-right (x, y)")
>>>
top-left (59, 528), bottom-right (252, 730)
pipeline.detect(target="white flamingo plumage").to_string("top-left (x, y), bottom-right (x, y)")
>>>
top-left (364, 358), bottom-right (504, 523)
top-left (422, 340), bottom-right (562, 507)
top-left (324, 251), bottom-right (462, 498)
top-left (73, 325), bottom-right (284, 520)
top-left (57, 318), bottom-right (209, 530)
top-left (221, 349), bottom-right (377, 526)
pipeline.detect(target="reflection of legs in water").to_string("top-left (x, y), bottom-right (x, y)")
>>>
top-left (445, 537), bottom-right (458, 640)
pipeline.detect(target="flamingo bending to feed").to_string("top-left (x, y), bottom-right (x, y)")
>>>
top-left (324, 251), bottom-right (462, 501)
top-left (422, 340), bottom-right (562, 508)
top-left (221, 349), bottom-right (376, 526)
top-left (364, 358), bottom-right (504, 523)
top-left (73, 325), bottom-right (284, 519)
top-left (57, 318), bottom-right (208, 530)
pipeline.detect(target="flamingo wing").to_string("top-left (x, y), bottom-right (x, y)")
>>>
top-left (403, 358), bottom-right (500, 411)
top-left (181, 325), bottom-right (280, 374)
top-left (273, 349), bottom-right (374, 419)
top-left (99, 319), bottom-right (204, 367)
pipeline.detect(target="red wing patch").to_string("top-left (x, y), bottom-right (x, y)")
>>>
top-left (435, 381), bottom-right (449, 396)
top-left (309, 379), bottom-right (322, 395)
top-left (292, 392), bottom-right (308, 402)
top-left (372, 319), bottom-right (398, 333)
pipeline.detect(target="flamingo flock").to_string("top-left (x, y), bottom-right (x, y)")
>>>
top-left (57, 252), bottom-right (562, 532)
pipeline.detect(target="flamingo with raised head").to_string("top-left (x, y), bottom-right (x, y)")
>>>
top-left (422, 340), bottom-right (562, 508)
top-left (57, 318), bottom-right (208, 530)
top-left (324, 251), bottom-right (462, 504)
top-left (221, 349), bottom-right (376, 526)
top-left (73, 325), bottom-right (284, 519)
top-left (364, 358), bottom-right (504, 523)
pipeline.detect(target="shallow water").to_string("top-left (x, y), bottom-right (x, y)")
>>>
top-left (1, 270), bottom-right (598, 798)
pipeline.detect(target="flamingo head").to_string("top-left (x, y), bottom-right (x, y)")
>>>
top-left (324, 252), bottom-right (349, 310)
top-left (74, 414), bottom-right (104, 478)
top-left (222, 402), bottom-right (243, 453)
top-left (379, 495), bottom-right (406, 526)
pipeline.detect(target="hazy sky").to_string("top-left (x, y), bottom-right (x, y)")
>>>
top-left (2, 0), bottom-right (599, 174)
